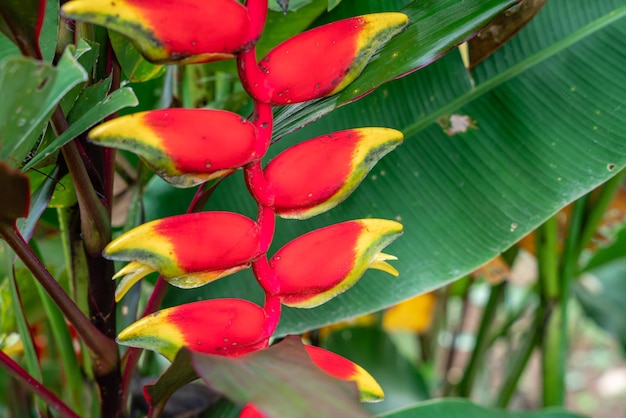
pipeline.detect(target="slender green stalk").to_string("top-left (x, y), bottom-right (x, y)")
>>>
top-left (442, 278), bottom-right (471, 395)
top-left (0, 222), bottom-right (117, 372)
top-left (0, 350), bottom-right (79, 418)
top-left (576, 168), bottom-right (626, 258)
top-left (51, 107), bottom-right (111, 257)
top-left (535, 216), bottom-right (564, 406)
top-left (456, 282), bottom-right (506, 397)
top-left (494, 310), bottom-right (543, 407)
top-left (34, 282), bottom-right (85, 415)
top-left (4, 243), bottom-right (48, 417)
top-left (541, 303), bottom-right (564, 406)
top-left (536, 217), bottom-right (560, 299)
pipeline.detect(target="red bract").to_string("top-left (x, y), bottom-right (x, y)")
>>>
top-left (239, 404), bottom-right (265, 418)
top-left (61, 0), bottom-right (251, 64)
top-left (271, 219), bottom-right (403, 308)
top-left (252, 13), bottom-right (408, 104)
top-left (265, 128), bottom-right (403, 219)
top-left (117, 299), bottom-right (269, 360)
top-left (104, 212), bottom-right (262, 301)
top-left (89, 109), bottom-right (259, 187)
top-left (304, 345), bottom-right (384, 402)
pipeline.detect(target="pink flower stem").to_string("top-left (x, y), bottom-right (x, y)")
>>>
top-left (244, 0), bottom-right (269, 45)
top-left (237, 10), bottom-right (284, 337)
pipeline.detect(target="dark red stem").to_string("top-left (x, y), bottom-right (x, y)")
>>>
top-left (0, 350), bottom-right (79, 418)
top-left (0, 222), bottom-right (117, 371)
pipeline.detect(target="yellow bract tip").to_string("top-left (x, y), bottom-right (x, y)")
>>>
top-left (113, 262), bottom-right (156, 302)
top-left (369, 253), bottom-right (400, 277)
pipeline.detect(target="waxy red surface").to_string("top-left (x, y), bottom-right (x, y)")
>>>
top-left (261, 17), bottom-right (364, 104)
top-left (153, 212), bottom-right (262, 273)
top-left (131, 0), bottom-right (250, 58)
top-left (265, 131), bottom-right (360, 211)
top-left (305, 345), bottom-right (356, 380)
top-left (167, 299), bottom-right (268, 356)
top-left (144, 109), bottom-right (258, 173)
top-left (270, 222), bottom-right (363, 301)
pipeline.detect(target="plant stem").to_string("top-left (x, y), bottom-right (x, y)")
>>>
top-left (0, 347), bottom-right (80, 418)
top-left (576, 168), bottom-right (626, 258)
top-left (442, 279), bottom-right (470, 395)
top-left (494, 310), bottom-right (543, 407)
top-left (456, 282), bottom-right (505, 397)
top-left (51, 106), bottom-right (111, 257)
top-left (535, 216), bottom-right (564, 406)
top-left (0, 222), bottom-right (118, 371)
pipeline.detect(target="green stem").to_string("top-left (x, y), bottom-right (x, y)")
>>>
top-left (442, 278), bottom-right (471, 395)
top-left (542, 303), bottom-right (564, 406)
top-left (536, 216), bottom-right (564, 406)
top-left (0, 350), bottom-right (79, 418)
top-left (536, 217), bottom-right (560, 299)
top-left (4, 242), bottom-right (48, 417)
top-left (456, 282), bottom-right (506, 397)
top-left (576, 168), bottom-right (626, 258)
top-left (34, 281), bottom-right (85, 415)
top-left (0, 222), bottom-right (117, 372)
top-left (52, 106), bottom-right (111, 257)
top-left (494, 310), bottom-right (543, 407)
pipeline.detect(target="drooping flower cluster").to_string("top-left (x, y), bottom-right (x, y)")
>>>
top-left (62, 0), bottom-right (408, 412)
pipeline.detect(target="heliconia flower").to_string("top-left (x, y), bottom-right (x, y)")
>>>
top-left (257, 13), bottom-right (408, 105)
top-left (117, 299), bottom-right (269, 360)
top-left (304, 345), bottom-right (384, 402)
top-left (239, 404), bottom-right (265, 418)
top-left (265, 128), bottom-right (403, 219)
top-left (60, 0), bottom-right (251, 64)
top-left (104, 212), bottom-right (262, 301)
top-left (270, 219), bottom-right (403, 308)
top-left (89, 109), bottom-right (258, 188)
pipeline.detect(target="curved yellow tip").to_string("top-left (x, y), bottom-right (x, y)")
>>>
top-left (113, 261), bottom-right (156, 302)
top-left (369, 252), bottom-right (399, 277)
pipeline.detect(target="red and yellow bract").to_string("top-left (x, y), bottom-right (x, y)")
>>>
top-left (89, 109), bottom-right (258, 187)
top-left (104, 212), bottom-right (262, 301)
top-left (271, 219), bottom-right (403, 308)
top-left (257, 13), bottom-right (408, 105)
top-left (117, 299), bottom-right (269, 360)
top-left (61, 0), bottom-right (251, 64)
top-left (265, 128), bottom-right (403, 219)
top-left (304, 345), bottom-right (384, 402)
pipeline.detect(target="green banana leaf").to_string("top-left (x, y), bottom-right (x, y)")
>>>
top-left (150, 0), bottom-right (626, 336)
top-left (378, 398), bottom-right (585, 418)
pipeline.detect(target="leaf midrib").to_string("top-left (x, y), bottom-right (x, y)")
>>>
top-left (403, 4), bottom-right (626, 139)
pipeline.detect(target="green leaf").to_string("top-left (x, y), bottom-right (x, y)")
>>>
top-left (0, 47), bottom-right (87, 168)
top-left (158, 1), bottom-right (626, 336)
top-left (322, 326), bottom-right (429, 415)
top-left (39, 0), bottom-right (59, 62)
top-left (258, 0), bottom-right (329, 58)
top-left (574, 258), bottom-right (626, 352)
top-left (327, 0), bottom-right (343, 11)
top-left (192, 336), bottom-right (369, 418)
top-left (268, 0), bottom-right (313, 12)
top-left (0, 33), bottom-right (19, 63)
top-left (0, 0), bottom-right (45, 58)
top-left (0, 57), bottom-right (58, 167)
top-left (17, 166), bottom-right (60, 240)
top-left (23, 87), bottom-right (139, 170)
top-left (67, 76), bottom-right (112, 123)
top-left (377, 398), bottom-right (584, 418)
top-left (273, 0), bottom-right (519, 137)
top-left (583, 226), bottom-right (626, 272)
top-left (109, 30), bottom-right (166, 83)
